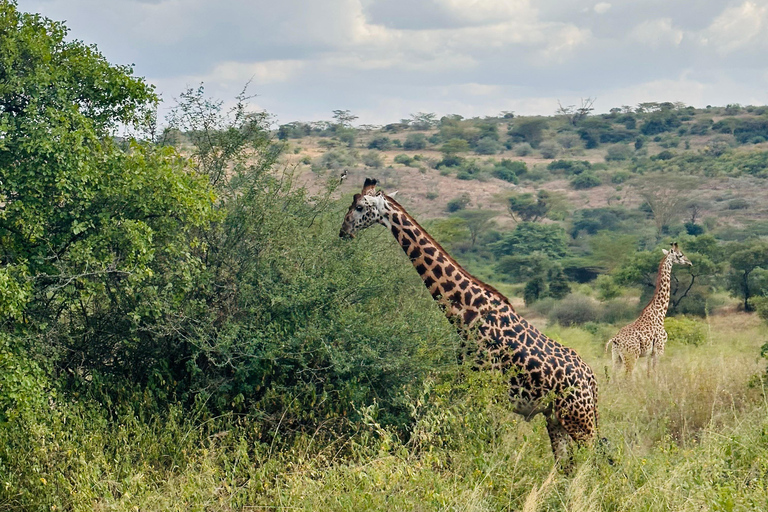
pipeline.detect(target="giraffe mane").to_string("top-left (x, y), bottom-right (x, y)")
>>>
top-left (383, 194), bottom-right (516, 309)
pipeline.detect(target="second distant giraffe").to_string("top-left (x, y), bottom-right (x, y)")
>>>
top-left (605, 243), bottom-right (692, 376)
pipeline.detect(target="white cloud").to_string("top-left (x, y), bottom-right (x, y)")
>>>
top-left (702, 1), bottom-right (768, 53)
top-left (594, 2), bottom-right (611, 15)
top-left (15, 0), bottom-right (768, 124)
top-left (185, 60), bottom-right (305, 87)
top-left (629, 18), bottom-right (684, 48)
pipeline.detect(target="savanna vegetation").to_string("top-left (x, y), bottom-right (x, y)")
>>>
top-left (2, 2), bottom-right (768, 510)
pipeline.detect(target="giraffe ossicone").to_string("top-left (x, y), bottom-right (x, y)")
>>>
top-left (605, 243), bottom-right (693, 376)
top-left (340, 178), bottom-right (601, 464)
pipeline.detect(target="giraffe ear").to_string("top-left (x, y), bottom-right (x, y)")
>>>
top-left (362, 178), bottom-right (378, 196)
top-left (388, 190), bottom-right (398, 199)
top-left (662, 249), bottom-right (669, 255)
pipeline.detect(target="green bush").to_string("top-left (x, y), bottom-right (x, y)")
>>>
top-left (664, 316), bottom-right (707, 346)
top-left (548, 293), bottom-right (601, 326)
top-left (394, 153), bottom-right (414, 166)
top-left (446, 193), bottom-right (471, 212)
top-left (403, 133), bottom-right (427, 150)
top-left (605, 144), bottom-right (634, 161)
top-left (570, 172), bottom-right (602, 189)
top-left (362, 151), bottom-right (384, 168)
top-left (367, 136), bottom-right (392, 150)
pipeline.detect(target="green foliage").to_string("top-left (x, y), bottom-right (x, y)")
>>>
top-left (362, 151), bottom-right (384, 168)
top-left (570, 208), bottom-right (630, 237)
top-left (664, 316), bottom-right (707, 346)
top-left (314, 148), bottom-right (357, 171)
top-left (641, 110), bottom-right (682, 135)
top-left (605, 144), bottom-right (634, 161)
top-left (547, 159), bottom-right (592, 175)
top-left (548, 293), bottom-right (601, 326)
top-left (446, 193), bottom-right (471, 213)
top-left (452, 210), bottom-right (497, 247)
top-left (506, 190), bottom-right (551, 222)
top-left (490, 222), bottom-right (569, 259)
top-left (726, 239), bottom-right (768, 311)
top-left (595, 274), bottom-right (623, 300)
top-left (403, 132), bottom-right (428, 150)
top-left (570, 172), bottom-right (602, 189)
top-left (441, 138), bottom-right (471, 154)
top-left (474, 137), bottom-right (502, 155)
top-left (523, 277), bottom-right (545, 305)
top-left (547, 266), bottom-right (571, 299)
top-left (508, 118), bottom-right (548, 147)
top-left (538, 140), bottom-right (559, 159)
top-left (491, 159), bottom-right (526, 183)
top-left (394, 153), bottom-right (414, 166)
top-left (367, 136), bottom-right (392, 150)
top-left (495, 252), bottom-right (551, 283)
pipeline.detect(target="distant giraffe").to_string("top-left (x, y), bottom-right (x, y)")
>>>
top-left (605, 243), bottom-right (692, 376)
top-left (340, 179), bottom-right (600, 463)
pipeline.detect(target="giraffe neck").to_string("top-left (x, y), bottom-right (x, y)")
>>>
top-left (639, 254), bottom-right (673, 324)
top-left (380, 197), bottom-right (515, 327)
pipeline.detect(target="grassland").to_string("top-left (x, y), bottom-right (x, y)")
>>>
top-left (39, 309), bottom-right (758, 511)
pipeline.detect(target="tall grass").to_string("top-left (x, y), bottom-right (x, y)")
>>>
top-left (2, 312), bottom-right (766, 510)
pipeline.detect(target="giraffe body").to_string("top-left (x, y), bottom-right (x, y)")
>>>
top-left (340, 179), bottom-right (599, 462)
top-left (605, 245), bottom-right (692, 376)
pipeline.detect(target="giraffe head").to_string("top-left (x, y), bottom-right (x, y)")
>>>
top-left (339, 178), bottom-right (394, 239)
top-left (663, 242), bottom-right (693, 266)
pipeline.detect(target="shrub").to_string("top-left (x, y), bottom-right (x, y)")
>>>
top-left (547, 159), bottom-right (592, 175)
top-left (605, 144), bottom-right (633, 161)
top-left (727, 198), bottom-right (749, 210)
top-left (393, 154), bottom-right (414, 166)
top-left (664, 316), bottom-right (707, 346)
top-left (426, 191), bottom-right (439, 200)
top-left (548, 293), bottom-right (601, 326)
top-left (595, 274), bottom-right (622, 300)
top-left (362, 151), bottom-right (384, 168)
top-left (403, 133), bottom-right (428, 150)
top-left (446, 193), bottom-right (471, 212)
top-left (752, 296), bottom-right (768, 324)
top-left (367, 136), bottom-right (392, 150)
top-left (611, 170), bottom-right (632, 184)
top-left (314, 148), bottom-right (358, 171)
top-left (538, 140), bottom-right (560, 159)
top-left (492, 167), bottom-right (518, 183)
top-left (474, 137), bottom-right (502, 155)
top-left (600, 299), bottom-right (638, 324)
top-left (524, 277), bottom-right (545, 305)
top-left (570, 172), bottom-right (602, 189)
top-left (514, 143), bottom-right (533, 156)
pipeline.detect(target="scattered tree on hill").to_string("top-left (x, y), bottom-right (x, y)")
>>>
top-left (332, 109), bottom-right (358, 127)
top-left (556, 97), bottom-right (595, 126)
top-left (409, 112), bottom-right (438, 130)
top-left (508, 118), bottom-right (548, 148)
top-left (632, 175), bottom-right (698, 237)
top-left (453, 210), bottom-right (497, 248)
top-left (726, 239), bottom-right (768, 311)
top-left (506, 190), bottom-right (551, 222)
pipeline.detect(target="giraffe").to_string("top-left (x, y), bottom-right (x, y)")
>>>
top-left (604, 243), bottom-right (692, 376)
top-left (340, 178), bottom-right (600, 464)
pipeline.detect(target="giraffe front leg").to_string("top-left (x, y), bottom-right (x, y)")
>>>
top-left (648, 335), bottom-right (666, 377)
top-left (546, 415), bottom-right (573, 469)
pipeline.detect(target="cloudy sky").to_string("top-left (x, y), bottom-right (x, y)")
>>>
top-left (17, 0), bottom-right (768, 125)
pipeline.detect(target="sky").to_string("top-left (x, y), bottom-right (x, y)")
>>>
top-left (16, 0), bottom-right (768, 126)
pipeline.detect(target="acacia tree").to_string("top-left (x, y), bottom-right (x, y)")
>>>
top-left (632, 175), bottom-right (698, 237)
top-left (506, 190), bottom-right (551, 222)
top-left (727, 240), bottom-right (768, 311)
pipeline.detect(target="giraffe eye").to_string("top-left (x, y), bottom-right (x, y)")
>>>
top-left (355, 205), bottom-right (364, 211)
